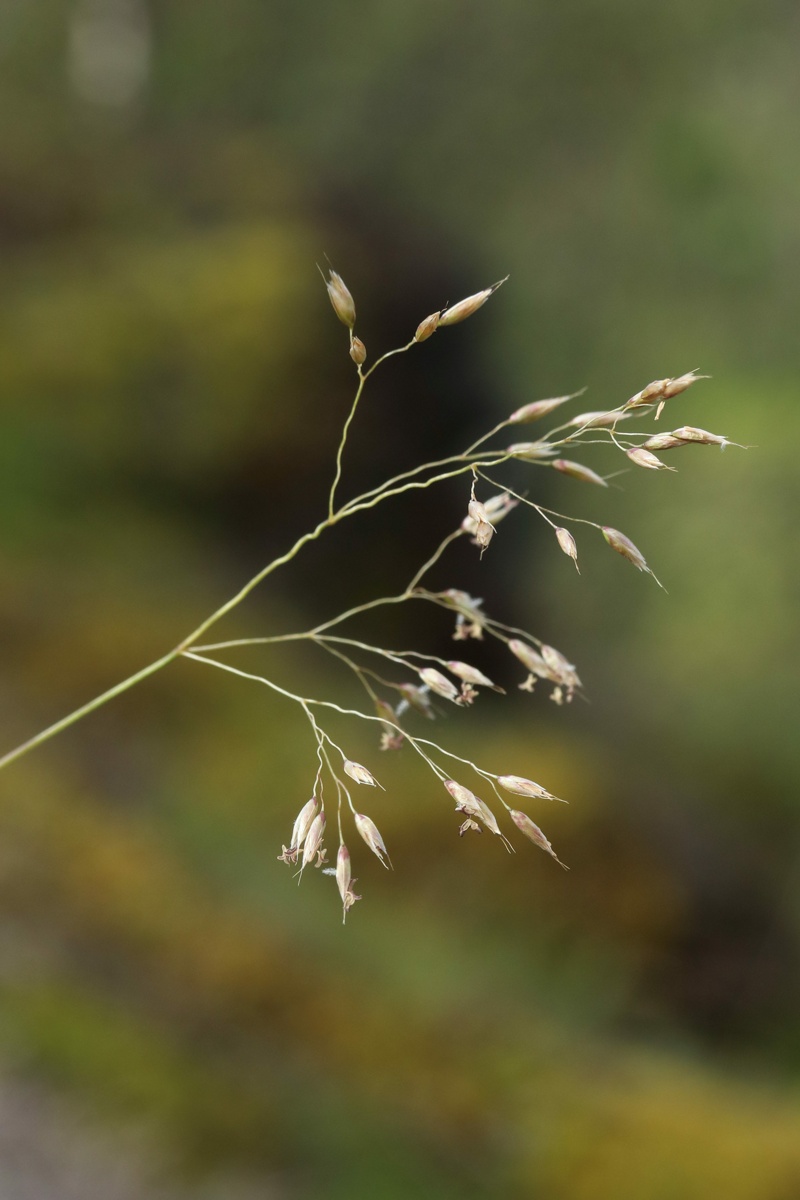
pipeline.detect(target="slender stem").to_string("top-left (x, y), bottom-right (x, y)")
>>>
top-left (328, 372), bottom-right (367, 519)
top-left (0, 647), bottom-right (181, 771)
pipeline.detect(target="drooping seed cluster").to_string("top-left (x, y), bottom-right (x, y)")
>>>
top-left (269, 270), bottom-right (742, 920)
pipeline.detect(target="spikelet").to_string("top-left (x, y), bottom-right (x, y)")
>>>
top-left (335, 844), bottom-right (361, 923)
top-left (446, 661), bottom-right (505, 693)
top-left (323, 269), bottom-right (356, 329)
top-left (555, 527), bottom-right (579, 572)
top-left (497, 775), bottom-right (564, 803)
top-left (438, 276), bottom-right (508, 327)
top-left (419, 667), bottom-right (461, 703)
top-left (508, 394), bottom-right (578, 424)
top-left (354, 813), bottom-right (392, 869)
top-left (414, 312), bottom-right (441, 342)
top-left (349, 336), bottom-right (367, 365)
top-left (509, 810), bottom-right (569, 869)
top-left (601, 526), bottom-right (664, 588)
top-left (626, 447), bottom-right (676, 472)
top-left (343, 759), bottom-right (384, 789)
top-left (552, 459), bottom-right (608, 487)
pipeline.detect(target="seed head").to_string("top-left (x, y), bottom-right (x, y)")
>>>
top-left (323, 269), bottom-right (356, 329)
top-left (642, 433), bottom-right (687, 451)
top-left (335, 844), bottom-right (361, 923)
top-left (438, 276), bottom-right (508, 327)
top-left (498, 775), bottom-right (563, 803)
top-left (541, 644), bottom-right (581, 694)
top-left (291, 796), bottom-right (319, 852)
top-left (626, 447), bottom-right (676, 472)
top-left (414, 312), bottom-right (441, 342)
top-left (354, 813), bottom-right (392, 869)
top-left (343, 759), bottom-right (384, 789)
top-left (446, 661), bottom-right (505, 693)
top-left (349, 336), bottom-right (367, 365)
top-left (508, 638), bottom-right (550, 677)
top-left (508, 394), bottom-right (575, 424)
top-left (601, 526), bottom-right (663, 588)
top-left (506, 441), bottom-right (557, 460)
top-left (568, 411), bottom-right (629, 429)
top-left (670, 425), bottom-right (730, 447)
top-left (662, 371), bottom-right (708, 398)
top-left (627, 378), bottom-right (668, 407)
top-left (461, 492), bottom-right (517, 534)
top-left (509, 810), bottom-right (569, 869)
top-left (419, 667), bottom-right (461, 703)
top-left (443, 780), bottom-right (512, 848)
top-left (555, 527), bottom-right (579, 572)
top-left (302, 812), bottom-right (326, 870)
top-left (552, 459), bottom-right (608, 487)
top-left (336, 843), bottom-right (351, 900)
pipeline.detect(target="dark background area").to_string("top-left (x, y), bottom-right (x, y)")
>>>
top-left (0, 2), bottom-right (799, 1196)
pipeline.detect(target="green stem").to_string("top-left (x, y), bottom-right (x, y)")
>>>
top-left (0, 647), bottom-right (181, 771)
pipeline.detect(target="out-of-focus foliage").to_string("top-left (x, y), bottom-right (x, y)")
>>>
top-left (0, 2), bottom-right (799, 1197)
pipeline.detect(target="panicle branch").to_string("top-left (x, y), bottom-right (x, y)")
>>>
top-left (0, 263), bottom-right (745, 924)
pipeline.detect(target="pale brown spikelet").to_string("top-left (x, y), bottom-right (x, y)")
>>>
top-left (419, 667), bottom-right (461, 703)
top-left (506, 441), bottom-right (557, 460)
top-left (443, 780), bottom-right (512, 849)
top-left (335, 844), bottom-right (361, 922)
top-left (440, 589), bottom-right (487, 641)
top-left (354, 813), bottom-right (392, 869)
top-left (508, 394), bottom-right (576, 424)
top-left (291, 796), bottom-right (319, 852)
top-left (446, 661), bottom-right (505, 693)
top-left (541, 644), bottom-right (582, 696)
top-left (568, 411), bottom-right (630, 429)
top-left (497, 775), bottom-right (564, 803)
top-left (343, 759), bottom-right (384, 789)
top-left (509, 810), bottom-right (569, 869)
top-left (438, 276), bottom-right (509, 327)
top-left (397, 682), bottom-right (436, 719)
top-left (508, 638), bottom-right (550, 677)
top-left (626, 447), bottom-right (677, 472)
top-left (555, 527), bottom-right (580, 572)
top-left (302, 812), bottom-right (326, 870)
top-left (552, 459), bottom-right (608, 487)
top-left (662, 370), bottom-right (708, 398)
top-left (627, 371), bottom-right (707, 410)
top-left (670, 425), bottom-right (731, 447)
top-left (414, 312), bottom-right (441, 342)
top-left (461, 492), bottom-right (518, 534)
top-left (642, 433), bottom-right (687, 451)
top-left (601, 526), bottom-right (663, 588)
top-left (627, 378), bottom-right (668, 408)
top-left (375, 698), bottom-right (404, 750)
top-left (349, 336), bottom-right (367, 365)
top-left (323, 269), bottom-right (356, 329)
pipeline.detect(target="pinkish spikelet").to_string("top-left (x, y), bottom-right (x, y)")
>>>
top-left (438, 276), bottom-right (508, 327)
top-left (555, 527), bottom-right (580, 572)
top-left (552, 459), bottom-right (608, 487)
top-left (343, 759), bottom-right (384, 789)
top-left (354, 813), bottom-right (392, 869)
top-left (510, 810), bottom-right (569, 869)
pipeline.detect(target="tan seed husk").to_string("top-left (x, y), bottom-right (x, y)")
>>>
top-left (510, 810), bottom-right (569, 869)
top-left (555, 527), bottom-right (579, 572)
top-left (349, 336), bottom-right (367, 365)
top-left (324, 269), bottom-right (356, 329)
top-left (354, 813), bottom-right (392, 869)
top-left (552, 459), bottom-right (608, 487)
top-left (438, 276), bottom-right (508, 327)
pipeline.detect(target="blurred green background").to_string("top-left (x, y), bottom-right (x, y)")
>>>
top-left (1, 2), bottom-right (799, 1197)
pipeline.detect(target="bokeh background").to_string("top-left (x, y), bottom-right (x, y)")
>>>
top-left (1, 2), bottom-right (799, 1197)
